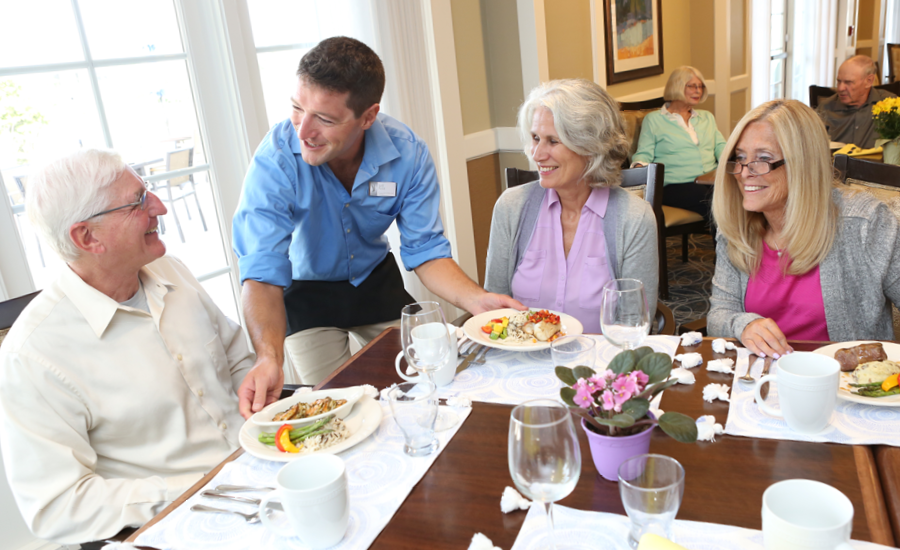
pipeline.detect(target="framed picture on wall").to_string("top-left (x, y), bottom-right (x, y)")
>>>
top-left (604, 0), bottom-right (664, 85)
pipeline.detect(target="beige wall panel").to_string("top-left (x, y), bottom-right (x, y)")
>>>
top-left (483, 0), bottom-right (526, 127)
top-left (545, 0), bottom-right (593, 81)
top-left (466, 154), bottom-right (504, 284)
top-left (730, 0), bottom-right (746, 77)
top-left (452, 0), bottom-right (492, 134)
top-left (858, 0), bottom-right (875, 41)
top-left (857, 47), bottom-right (873, 59)
top-left (690, 0), bottom-right (715, 78)
top-left (607, 0), bottom-right (692, 98)
top-left (698, 95), bottom-right (716, 116)
top-left (729, 89), bottom-right (747, 136)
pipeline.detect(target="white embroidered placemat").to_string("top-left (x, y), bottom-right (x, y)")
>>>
top-left (509, 503), bottom-right (889, 549)
top-left (724, 360), bottom-right (900, 446)
top-left (135, 403), bottom-right (471, 550)
top-left (443, 335), bottom-right (681, 406)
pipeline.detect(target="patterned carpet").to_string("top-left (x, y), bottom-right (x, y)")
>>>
top-left (660, 233), bottom-right (716, 331)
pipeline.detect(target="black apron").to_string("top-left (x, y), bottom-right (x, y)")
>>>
top-left (283, 254), bottom-right (414, 335)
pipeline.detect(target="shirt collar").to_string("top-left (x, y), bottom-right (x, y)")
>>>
top-left (58, 262), bottom-right (176, 338)
top-left (661, 102), bottom-right (697, 119)
top-left (356, 115), bottom-right (401, 182)
top-left (547, 186), bottom-right (610, 217)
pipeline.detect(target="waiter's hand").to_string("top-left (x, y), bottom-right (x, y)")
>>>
top-left (237, 356), bottom-right (284, 419)
top-left (468, 292), bottom-right (526, 315)
top-left (740, 318), bottom-right (793, 359)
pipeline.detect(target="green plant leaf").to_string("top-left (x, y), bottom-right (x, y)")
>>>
top-left (593, 413), bottom-right (636, 428)
top-left (633, 346), bottom-right (654, 362)
top-left (636, 353), bottom-right (673, 384)
top-left (556, 366), bottom-right (577, 387)
top-left (641, 377), bottom-right (680, 399)
top-left (657, 412), bottom-right (698, 443)
top-left (572, 366), bottom-right (597, 382)
top-left (608, 350), bottom-right (637, 374)
top-left (559, 387), bottom-right (577, 407)
top-left (621, 397), bottom-right (650, 420)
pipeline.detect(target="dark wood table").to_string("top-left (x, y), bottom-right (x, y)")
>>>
top-left (129, 333), bottom-right (895, 548)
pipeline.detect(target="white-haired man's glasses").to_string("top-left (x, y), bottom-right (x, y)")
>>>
top-left (84, 184), bottom-right (149, 221)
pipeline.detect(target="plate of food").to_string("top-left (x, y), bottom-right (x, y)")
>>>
top-left (813, 341), bottom-right (900, 406)
top-left (250, 386), bottom-right (365, 428)
top-left (463, 308), bottom-right (583, 351)
top-left (239, 396), bottom-right (383, 462)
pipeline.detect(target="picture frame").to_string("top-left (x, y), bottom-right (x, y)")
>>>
top-left (604, 0), bottom-right (664, 85)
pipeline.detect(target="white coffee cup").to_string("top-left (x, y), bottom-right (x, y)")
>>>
top-left (762, 479), bottom-right (854, 550)
top-left (258, 454), bottom-right (349, 548)
top-left (755, 352), bottom-right (840, 434)
top-left (395, 323), bottom-right (458, 387)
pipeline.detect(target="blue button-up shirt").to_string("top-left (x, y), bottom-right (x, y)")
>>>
top-left (233, 114), bottom-right (452, 288)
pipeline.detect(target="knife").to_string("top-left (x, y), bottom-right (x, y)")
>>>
top-left (201, 490), bottom-right (283, 510)
top-left (759, 357), bottom-right (774, 401)
top-left (456, 345), bottom-right (482, 374)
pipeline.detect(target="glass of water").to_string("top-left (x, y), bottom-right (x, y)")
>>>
top-left (550, 335), bottom-right (596, 370)
top-left (509, 399), bottom-right (581, 550)
top-left (618, 454), bottom-right (685, 548)
top-left (388, 381), bottom-right (439, 457)
top-left (600, 279), bottom-right (650, 350)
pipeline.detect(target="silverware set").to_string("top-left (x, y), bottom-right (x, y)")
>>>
top-left (739, 355), bottom-right (774, 401)
top-left (190, 486), bottom-right (279, 523)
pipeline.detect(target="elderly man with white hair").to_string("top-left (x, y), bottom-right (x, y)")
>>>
top-left (0, 149), bottom-right (255, 544)
top-left (816, 55), bottom-right (897, 149)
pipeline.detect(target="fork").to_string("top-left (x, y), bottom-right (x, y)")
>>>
top-left (472, 344), bottom-right (491, 364)
top-left (738, 354), bottom-right (760, 384)
top-left (191, 503), bottom-right (260, 523)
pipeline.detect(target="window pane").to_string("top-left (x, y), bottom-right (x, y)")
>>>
top-left (200, 272), bottom-right (240, 324)
top-left (247, 0), bottom-right (324, 48)
top-left (257, 49), bottom-right (311, 129)
top-left (0, 1), bottom-right (83, 67)
top-left (79, 0), bottom-right (183, 60)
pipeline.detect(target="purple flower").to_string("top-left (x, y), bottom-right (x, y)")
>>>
top-left (574, 378), bottom-right (589, 392)
top-left (573, 386), bottom-right (594, 408)
top-left (604, 369), bottom-right (617, 381)
top-left (613, 391), bottom-right (630, 412)
top-left (589, 374), bottom-right (607, 391)
top-left (613, 374), bottom-right (638, 395)
top-left (634, 370), bottom-right (649, 386)
top-left (600, 390), bottom-right (616, 411)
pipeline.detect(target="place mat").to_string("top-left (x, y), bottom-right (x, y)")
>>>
top-left (135, 403), bottom-right (471, 550)
top-left (444, 335), bottom-right (681, 406)
top-left (724, 360), bottom-right (900, 446)
top-left (509, 503), bottom-right (889, 549)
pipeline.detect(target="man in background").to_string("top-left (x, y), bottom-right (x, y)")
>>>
top-left (817, 55), bottom-right (897, 149)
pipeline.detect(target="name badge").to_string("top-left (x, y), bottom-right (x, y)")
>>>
top-left (368, 181), bottom-right (397, 197)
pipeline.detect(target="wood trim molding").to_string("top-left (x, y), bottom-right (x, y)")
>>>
top-left (464, 127), bottom-right (522, 160)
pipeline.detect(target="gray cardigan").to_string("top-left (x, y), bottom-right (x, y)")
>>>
top-left (484, 181), bottom-right (659, 308)
top-left (708, 189), bottom-right (900, 341)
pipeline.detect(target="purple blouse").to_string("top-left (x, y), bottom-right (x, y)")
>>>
top-left (510, 187), bottom-right (614, 333)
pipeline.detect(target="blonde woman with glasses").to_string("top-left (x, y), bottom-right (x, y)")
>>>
top-left (632, 66), bottom-right (726, 227)
top-left (708, 99), bottom-right (900, 358)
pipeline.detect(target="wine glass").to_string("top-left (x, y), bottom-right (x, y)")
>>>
top-left (400, 302), bottom-right (459, 431)
top-left (509, 399), bottom-right (581, 550)
top-left (600, 279), bottom-right (651, 350)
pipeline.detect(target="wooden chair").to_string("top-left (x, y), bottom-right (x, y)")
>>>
top-left (888, 43), bottom-right (900, 84)
top-left (150, 147), bottom-right (206, 243)
top-left (809, 81), bottom-right (900, 109)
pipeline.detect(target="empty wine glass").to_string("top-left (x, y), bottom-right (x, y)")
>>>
top-left (509, 399), bottom-right (581, 550)
top-left (600, 279), bottom-right (650, 350)
top-left (400, 302), bottom-right (459, 431)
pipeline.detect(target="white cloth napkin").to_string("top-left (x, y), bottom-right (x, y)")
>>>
top-left (703, 383), bottom-right (731, 403)
top-left (469, 533), bottom-right (503, 550)
top-left (501, 486), bottom-right (532, 513)
top-left (674, 353), bottom-right (703, 368)
top-left (670, 367), bottom-right (696, 385)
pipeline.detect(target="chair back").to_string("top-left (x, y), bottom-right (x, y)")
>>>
top-left (505, 167), bottom-right (538, 189)
top-left (811, 81), bottom-right (900, 109)
top-left (620, 164), bottom-right (667, 300)
top-left (0, 291), bottom-right (40, 332)
top-left (619, 97), bottom-right (665, 162)
top-left (890, 44), bottom-right (900, 84)
top-left (165, 147), bottom-right (194, 187)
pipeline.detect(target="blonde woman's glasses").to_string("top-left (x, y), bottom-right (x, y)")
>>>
top-left (725, 159), bottom-right (786, 176)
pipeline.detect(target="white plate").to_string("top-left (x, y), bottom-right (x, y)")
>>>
top-left (462, 308), bottom-right (584, 351)
top-left (239, 396), bottom-right (383, 462)
top-left (250, 386), bottom-right (365, 428)
top-left (813, 341), bottom-right (900, 406)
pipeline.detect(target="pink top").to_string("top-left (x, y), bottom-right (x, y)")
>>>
top-left (744, 243), bottom-right (829, 341)
top-left (510, 187), bottom-right (614, 334)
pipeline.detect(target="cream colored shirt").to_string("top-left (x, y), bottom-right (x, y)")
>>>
top-left (660, 103), bottom-right (699, 145)
top-left (0, 256), bottom-right (255, 544)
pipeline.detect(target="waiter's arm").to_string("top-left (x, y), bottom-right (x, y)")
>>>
top-left (237, 280), bottom-right (286, 418)
top-left (414, 257), bottom-right (524, 315)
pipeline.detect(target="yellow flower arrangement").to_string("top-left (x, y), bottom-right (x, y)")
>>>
top-left (872, 97), bottom-right (900, 141)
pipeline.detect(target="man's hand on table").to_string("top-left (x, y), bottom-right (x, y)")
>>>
top-left (741, 318), bottom-right (794, 359)
top-left (237, 356), bottom-right (284, 419)
top-left (467, 292), bottom-right (525, 315)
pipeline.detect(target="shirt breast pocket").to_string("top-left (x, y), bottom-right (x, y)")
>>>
top-left (511, 249), bottom-right (547, 301)
top-left (580, 256), bottom-right (610, 311)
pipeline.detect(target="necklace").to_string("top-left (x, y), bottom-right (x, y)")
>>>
top-left (769, 235), bottom-right (785, 257)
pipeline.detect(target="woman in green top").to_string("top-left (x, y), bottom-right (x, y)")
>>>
top-left (632, 66), bottom-right (726, 227)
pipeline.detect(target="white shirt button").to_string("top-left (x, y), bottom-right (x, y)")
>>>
top-left (197, 389), bottom-right (204, 397)
top-left (351, 277), bottom-right (356, 281)
top-left (219, 422), bottom-right (227, 430)
top-left (350, 254), bottom-right (354, 259)
top-left (176, 354), bottom-right (183, 361)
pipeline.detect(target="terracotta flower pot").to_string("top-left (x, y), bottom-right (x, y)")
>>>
top-left (581, 416), bottom-right (655, 481)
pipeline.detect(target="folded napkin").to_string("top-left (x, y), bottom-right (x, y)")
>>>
top-left (680, 332), bottom-right (702, 347)
top-left (703, 383), bottom-right (730, 403)
top-left (469, 533), bottom-right (503, 550)
top-left (501, 486), bottom-right (532, 513)
top-left (674, 353), bottom-right (703, 369)
top-left (670, 367), bottom-right (696, 385)
top-left (638, 534), bottom-right (689, 550)
top-left (707, 358), bottom-right (735, 374)
top-left (696, 415), bottom-right (724, 442)
top-left (834, 143), bottom-right (883, 157)
top-left (711, 339), bottom-right (737, 354)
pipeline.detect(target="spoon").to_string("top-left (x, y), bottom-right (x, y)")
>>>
top-left (738, 354), bottom-right (759, 384)
top-left (191, 503), bottom-right (260, 523)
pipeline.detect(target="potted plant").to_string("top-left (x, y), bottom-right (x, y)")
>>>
top-left (872, 96), bottom-right (900, 165)
top-left (556, 346), bottom-right (698, 481)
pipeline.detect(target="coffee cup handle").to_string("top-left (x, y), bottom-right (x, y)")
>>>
top-left (395, 351), bottom-right (420, 381)
top-left (755, 374), bottom-right (782, 417)
top-left (259, 490), bottom-right (293, 537)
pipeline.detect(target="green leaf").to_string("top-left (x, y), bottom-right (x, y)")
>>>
top-left (555, 366), bottom-right (577, 387)
top-left (572, 366), bottom-right (597, 382)
top-left (633, 347), bottom-right (654, 362)
top-left (657, 412), bottom-right (698, 443)
top-left (621, 397), bottom-right (650, 420)
top-left (608, 350), bottom-right (637, 374)
top-left (636, 353), bottom-right (673, 384)
top-left (593, 413), bottom-right (636, 428)
top-left (559, 387), bottom-right (577, 407)
top-left (641, 377), bottom-right (680, 399)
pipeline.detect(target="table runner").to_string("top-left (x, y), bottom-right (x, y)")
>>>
top-left (444, 335), bottom-right (680, 406)
top-left (724, 359), bottom-right (900, 446)
top-left (509, 503), bottom-right (890, 549)
top-left (135, 403), bottom-right (471, 550)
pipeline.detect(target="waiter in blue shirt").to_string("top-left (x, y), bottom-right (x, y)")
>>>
top-left (232, 37), bottom-right (521, 416)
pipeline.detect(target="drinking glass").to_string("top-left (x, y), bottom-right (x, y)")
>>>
top-left (388, 381), bottom-right (439, 456)
top-left (400, 302), bottom-right (459, 430)
top-left (509, 399), bottom-right (581, 550)
top-left (618, 454), bottom-right (685, 549)
top-left (550, 335), bottom-right (596, 370)
top-left (600, 279), bottom-right (650, 350)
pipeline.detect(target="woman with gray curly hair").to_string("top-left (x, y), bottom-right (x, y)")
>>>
top-left (484, 79), bottom-right (658, 333)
